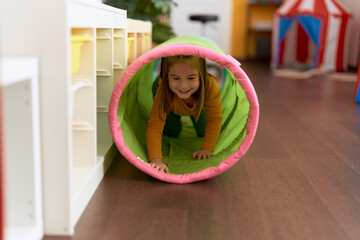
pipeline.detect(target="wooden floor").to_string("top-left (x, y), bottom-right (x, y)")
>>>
top-left (44, 61), bottom-right (360, 240)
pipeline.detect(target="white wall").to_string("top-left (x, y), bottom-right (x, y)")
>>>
top-left (170, 0), bottom-right (233, 54)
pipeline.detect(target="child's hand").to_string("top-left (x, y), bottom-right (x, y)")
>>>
top-left (149, 158), bottom-right (168, 173)
top-left (192, 149), bottom-right (213, 160)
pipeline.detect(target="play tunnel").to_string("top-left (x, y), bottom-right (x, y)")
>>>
top-left (108, 36), bottom-right (259, 183)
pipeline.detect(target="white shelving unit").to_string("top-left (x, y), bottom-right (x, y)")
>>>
top-left (127, 19), bottom-right (152, 65)
top-left (68, 1), bottom-right (128, 235)
top-left (0, 58), bottom-right (43, 240)
top-left (0, 0), bottom-right (127, 236)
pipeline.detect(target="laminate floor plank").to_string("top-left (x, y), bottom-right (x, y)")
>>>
top-left (262, 94), bottom-right (360, 240)
top-left (284, 104), bottom-right (360, 175)
top-left (244, 156), bottom-right (350, 240)
top-left (282, 131), bottom-right (360, 240)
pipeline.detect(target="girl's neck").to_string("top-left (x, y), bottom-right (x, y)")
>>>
top-left (182, 96), bottom-right (195, 108)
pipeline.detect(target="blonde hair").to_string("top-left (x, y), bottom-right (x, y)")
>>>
top-left (158, 55), bottom-right (208, 121)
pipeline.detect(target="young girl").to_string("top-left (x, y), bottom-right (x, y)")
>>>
top-left (146, 55), bottom-right (223, 173)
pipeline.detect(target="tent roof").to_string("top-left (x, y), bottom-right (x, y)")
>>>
top-left (276, 0), bottom-right (351, 18)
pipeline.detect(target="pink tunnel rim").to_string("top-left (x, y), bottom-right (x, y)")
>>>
top-left (108, 43), bottom-right (259, 183)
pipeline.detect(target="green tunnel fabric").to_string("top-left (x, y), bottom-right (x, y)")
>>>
top-left (118, 59), bottom-right (250, 175)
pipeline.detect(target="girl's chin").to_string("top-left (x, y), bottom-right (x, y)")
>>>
top-left (176, 91), bottom-right (191, 99)
top-left (178, 95), bottom-right (189, 100)
top-left (176, 93), bottom-right (191, 99)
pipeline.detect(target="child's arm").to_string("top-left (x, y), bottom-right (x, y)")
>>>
top-left (146, 89), bottom-right (168, 170)
top-left (194, 75), bottom-right (223, 159)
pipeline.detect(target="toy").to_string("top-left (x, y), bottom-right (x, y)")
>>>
top-left (108, 35), bottom-right (259, 183)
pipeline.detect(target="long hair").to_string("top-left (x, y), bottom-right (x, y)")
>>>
top-left (157, 55), bottom-right (209, 121)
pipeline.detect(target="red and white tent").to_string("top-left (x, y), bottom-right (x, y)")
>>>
top-left (271, 0), bottom-right (352, 72)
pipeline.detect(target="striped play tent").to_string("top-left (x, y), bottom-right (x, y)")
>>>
top-left (271, 0), bottom-right (352, 72)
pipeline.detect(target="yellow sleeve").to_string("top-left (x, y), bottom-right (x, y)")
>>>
top-left (201, 75), bottom-right (223, 151)
top-left (146, 89), bottom-right (167, 160)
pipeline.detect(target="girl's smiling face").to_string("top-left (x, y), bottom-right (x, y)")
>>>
top-left (168, 61), bottom-right (200, 100)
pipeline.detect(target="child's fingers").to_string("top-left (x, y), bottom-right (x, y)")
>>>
top-left (193, 151), bottom-right (213, 160)
top-left (193, 151), bottom-right (202, 159)
top-left (161, 165), bottom-right (168, 173)
top-left (197, 153), bottom-right (206, 160)
top-left (150, 162), bottom-right (168, 173)
top-left (161, 166), bottom-right (168, 173)
top-left (150, 163), bottom-right (160, 170)
top-left (192, 151), bottom-right (201, 159)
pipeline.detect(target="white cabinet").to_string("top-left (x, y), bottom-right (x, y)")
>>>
top-left (0, 58), bottom-right (43, 240)
top-left (66, 1), bottom-right (128, 235)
